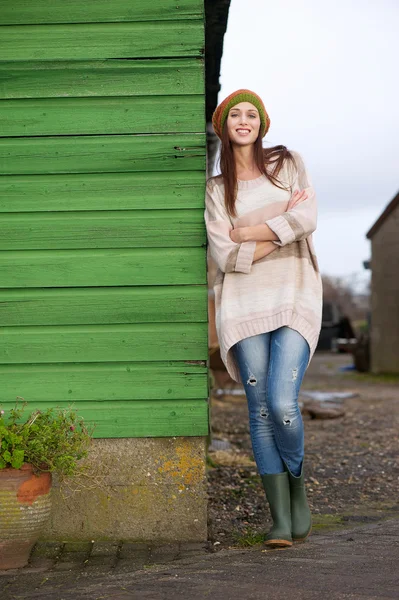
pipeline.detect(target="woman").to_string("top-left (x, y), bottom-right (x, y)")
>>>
top-left (205, 89), bottom-right (323, 548)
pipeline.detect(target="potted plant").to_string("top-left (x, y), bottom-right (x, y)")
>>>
top-left (0, 400), bottom-right (93, 570)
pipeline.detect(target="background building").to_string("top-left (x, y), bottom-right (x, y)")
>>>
top-left (366, 191), bottom-right (399, 374)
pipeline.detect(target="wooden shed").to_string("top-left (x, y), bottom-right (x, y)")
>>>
top-left (366, 191), bottom-right (399, 374)
top-left (0, 0), bottom-right (209, 541)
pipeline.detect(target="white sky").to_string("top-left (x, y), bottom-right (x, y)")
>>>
top-left (218, 0), bottom-right (399, 288)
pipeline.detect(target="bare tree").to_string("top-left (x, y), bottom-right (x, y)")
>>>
top-left (322, 274), bottom-right (370, 322)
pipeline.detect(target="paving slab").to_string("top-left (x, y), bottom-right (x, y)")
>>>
top-left (91, 542), bottom-right (120, 557)
top-left (0, 518), bottom-right (398, 599)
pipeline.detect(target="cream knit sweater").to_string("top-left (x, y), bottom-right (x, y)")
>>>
top-left (205, 151), bottom-right (323, 383)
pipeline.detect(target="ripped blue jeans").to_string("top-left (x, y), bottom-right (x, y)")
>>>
top-left (231, 327), bottom-right (310, 477)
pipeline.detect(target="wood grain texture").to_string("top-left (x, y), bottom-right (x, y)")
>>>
top-left (0, 209), bottom-right (206, 250)
top-left (0, 399), bottom-right (209, 438)
top-left (0, 59), bottom-right (203, 99)
top-left (0, 362), bottom-right (207, 401)
top-left (0, 171), bottom-right (205, 213)
top-left (0, 0), bottom-right (203, 24)
top-left (0, 247), bottom-right (207, 288)
top-left (0, 1), bottom-right (208, 441)
top-left (0, 21), bottom-right (204, 61)
top-left (1, 96), bottom-right (205, 136)
top-left (0, 286), bottom-right (208, 326)
top-left (0, 134), bottom-right (206, 175)
top-left (0, 323), bottom-right (208, 364)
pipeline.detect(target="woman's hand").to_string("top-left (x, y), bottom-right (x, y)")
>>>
top-left (287, 189), bottom-right (308, 210)
top-left (230, 227), bottom-right (248, 243)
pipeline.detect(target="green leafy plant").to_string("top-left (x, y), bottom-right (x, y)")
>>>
top-left (0, 400), bottom-right (94, 482)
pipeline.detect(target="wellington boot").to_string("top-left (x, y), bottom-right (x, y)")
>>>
top-left (285, 461), bottom-right (312, 542)
top-left (261, 472), bottom-right (293, 548)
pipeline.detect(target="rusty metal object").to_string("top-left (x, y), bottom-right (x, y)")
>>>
top-left (0, 464), bottom-right (52, 570)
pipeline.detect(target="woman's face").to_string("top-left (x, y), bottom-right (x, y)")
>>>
top-left (226, 102), bottom-right (261, 146)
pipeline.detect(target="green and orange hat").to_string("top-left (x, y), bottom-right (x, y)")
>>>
top-left (212, 89), bottom-right (270, 140)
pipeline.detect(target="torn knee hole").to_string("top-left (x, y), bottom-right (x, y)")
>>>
top-left (283, 416), bottom-right (291, 426)
top-left (291, 367), bottom-right (298, 382)
top-left (247, 375), bottom-right (257, 386)
top-left (260, 407), bottom-right (268, 418)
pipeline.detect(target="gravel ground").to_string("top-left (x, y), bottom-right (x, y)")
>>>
top-left (207, 352), bottom-right (399, 549)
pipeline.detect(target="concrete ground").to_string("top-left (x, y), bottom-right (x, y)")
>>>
top-left (1, 517), bottom-right (398, 599)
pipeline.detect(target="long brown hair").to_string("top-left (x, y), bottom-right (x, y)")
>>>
top-left (219, 123), bottom-right (295, 218)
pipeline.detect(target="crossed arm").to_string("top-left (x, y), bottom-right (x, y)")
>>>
top-left (204, 153), bottom-right (316, 274)
top-left (230, 190), bottom-right (309, 263)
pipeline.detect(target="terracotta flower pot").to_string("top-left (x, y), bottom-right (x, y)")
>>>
top-left (0, 464), bottom-right (52, 570)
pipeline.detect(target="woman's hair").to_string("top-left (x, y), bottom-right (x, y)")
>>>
top-left (219, 123), bottom-right (295, 218)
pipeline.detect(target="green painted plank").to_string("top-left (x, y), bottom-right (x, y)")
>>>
top-left (0, 0), bottom-right (203, 24)
top-left (0, 22), bottom-right (204, 61)
top-left (0, 173), bottom-right (205, 214)
top-left (0, 134), bottom-right (206, 175)
top-left (0, 286), bottom-right (208, 326)
top-left (0, 399), bottom-right (209, 438)
top-left (0, 59), bottom-right (204, 99)
top-left (0, 323), bottom-right (208, 364)
top-left (0, 171), bottom-right (205, 213)
top-left (0, 362), bottom-right (208, 402)
top-left (0, 209), bottom-right (206, 250)
top-left (1, 96), bottom-right (205, 137)
top-left (0, 247), bottom-right (207, 288)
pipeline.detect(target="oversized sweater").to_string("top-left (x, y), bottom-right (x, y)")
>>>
top-left (204, 151), bottom-right (323, 384)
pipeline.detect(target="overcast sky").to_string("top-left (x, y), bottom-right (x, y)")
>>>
top-left (218, 0), bottom-right (399, 288)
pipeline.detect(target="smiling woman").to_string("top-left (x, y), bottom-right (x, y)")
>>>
top-left (213, 90), bottom-right (297, 219)
top-left (205, 88), bottom-right (323, 549)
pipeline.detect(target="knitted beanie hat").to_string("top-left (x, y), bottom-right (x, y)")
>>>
top-left (212, 89), bottom-right (270, 140)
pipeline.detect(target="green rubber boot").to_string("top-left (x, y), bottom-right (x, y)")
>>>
top-left (285, 461), bottom-right (312, 542)
top-left (261, 472), bottom-right (293, 548)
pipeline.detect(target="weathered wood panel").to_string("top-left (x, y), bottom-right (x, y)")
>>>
top-left (0, 399), bottom-right (209, 438)
top-left (0, 248), bottom-right (207, 288)
top-left (0, 286), bottom-right (207, 326)
top-left (0, 22), bottom-right (204, 61)
top-left (0, 1), bottom-right (208, 440)
top-left (1, 96), bottom-right (205, 137)
top-left (0, 59), bottom-right (203, 99)
top-left (0, 134), bottom-right (206, 175)
top-left (0, 209), bottom-right (206, 250)
top-left (0, 323), bottom-right (208, 364)
top-left (0, 0), bottom-right (203, 24)
top-left (0, 362), bottom-right (207, 402)
top-left (0, 171), bottom-right (205, 213)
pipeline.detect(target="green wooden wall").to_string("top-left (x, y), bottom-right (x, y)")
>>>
top-left (0, 0), bottom-right (209, 438)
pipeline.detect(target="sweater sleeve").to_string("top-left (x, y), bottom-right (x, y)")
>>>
top-left (265, 152), bottom-right (317, 247)
top-left (204, 180), bottom-right (257, 274)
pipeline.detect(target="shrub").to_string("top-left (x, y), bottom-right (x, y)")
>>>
top-left (0, 401), bottom-right (93, 481)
